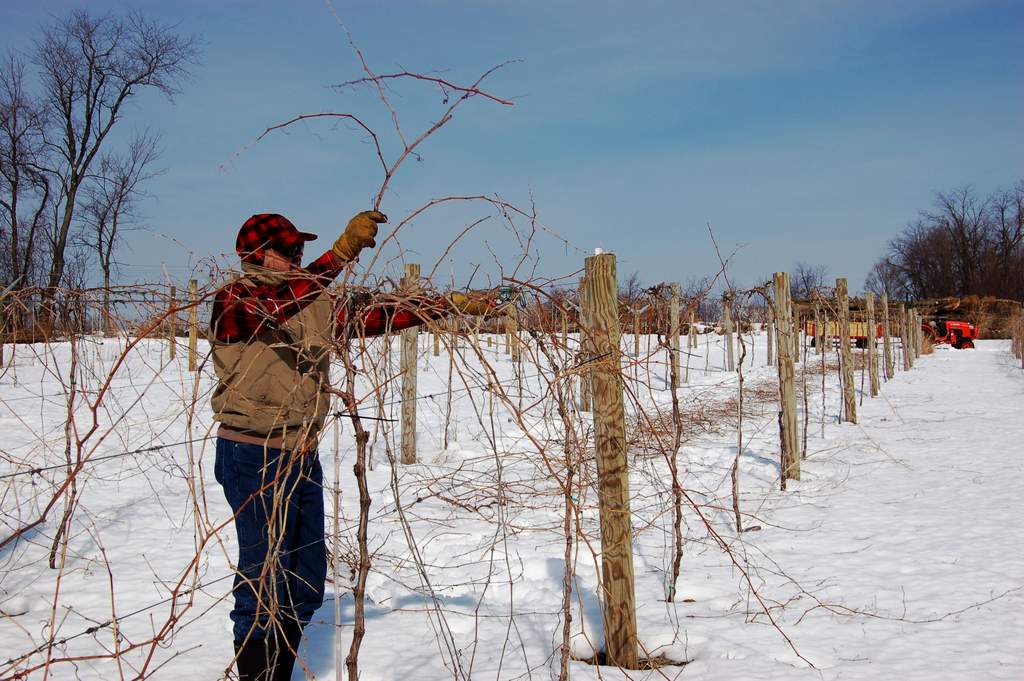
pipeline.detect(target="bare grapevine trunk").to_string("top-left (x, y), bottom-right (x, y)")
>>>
top-left (666, 335), bottom-right (684, 600)
top-left (733, 331), bottom-right (746, 533)
top-left (342, 351), bottom-right (372, 681)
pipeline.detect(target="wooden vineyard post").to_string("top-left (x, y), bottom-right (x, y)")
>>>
top-left (908, 308), bottom-right (918, 365)
top-left (773, 272), bottom-right (800, 482)
top-left (866, 291), bottom-right (879, 397)
top-left (0, 301), bottom-right (6, 367)
top-left (907, 309), bottom-right (915, 361)
top-left (792, 309), bottom-right (801, 363)
top-left (1015, 315), bottom-right (1024, 368)
top-left (909, 310), bottom-right (916, 358)
top-left (188, 279), bottom-right (198, 372)
top-left (689, 311), bottom-right (697, 349)
top-left (432, 328), bottom-right (440, 357)
top-left (633, 308), bottom-right (640, 356)
top-left (905, 303), bottom-right (913, 366)
top-left (914, 310), bottom-right (923, 356)
top-left (914, 310), bottom-right (922, 358)
top-left (919, 311), bottom-right (925, 355)
top-left (766, 311), bottom-right (775, 367)
top-left (881, 293), bottom-right (894, 380)
top-left (836, 278), bottom-right (857, 423)
top-left (561, 310), bottom-right (568, 349)
top-left (918, 311), bottom-right (924, 355)
top-left (400, 263), bottom-right (420, 464)
top-left (723, 293), bottom-right (736, 372)
top-left (582, 253), bottom-right (639, 669)
top-left (901, 303), bottom-right (909, 368)
top-left (579, 276), bottom-right (592, 412)
top-left (167, 285), bottom-right (176, 361)
top-left (814, 301), bottom-right (824, 355)
top-left (670, 283), bottom-right (680, 389)
top-left (508, 313), bottom-right (521, 363)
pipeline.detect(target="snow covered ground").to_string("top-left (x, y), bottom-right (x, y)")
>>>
top-left (0, 332), bottom-right (1021, 680)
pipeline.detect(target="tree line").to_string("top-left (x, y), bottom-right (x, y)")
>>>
top-left (0, 9), bottom-right (198, 323)
top-left (865, 181), bottom-right (1024, 301)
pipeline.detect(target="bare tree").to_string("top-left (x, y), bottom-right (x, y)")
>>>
top-left (867, 181), bottom-right (1024, 301)
top-left (620, 270), bottom-right (644, 302)
top-left (790, 261), bottom-right (828, 301)
top-left (988, 182), bottom-right (1024, 296)
top-left (864, 258), bottom-right (905, 299)
top-left (33, 10), bottom-right (197, 317)
top-left (0, 53), bottom-right (51, 290)
top-left (926, 186), bottom-right (990, 295)
top-left (683, 275), bottom-right (717, 320)
top-left (78, 132), bottom-right (161, 333)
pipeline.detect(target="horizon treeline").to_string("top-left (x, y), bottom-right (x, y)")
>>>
top-left (865, 181), bottom-right (1023, 302)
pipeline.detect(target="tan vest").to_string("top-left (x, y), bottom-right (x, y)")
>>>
top-left (210, 275), bottom-right (336, 451)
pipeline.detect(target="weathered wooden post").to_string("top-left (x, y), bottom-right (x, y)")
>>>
top-left (400, 263), bottom-right (420, 464)
top-left (583, 252), bottom-right (639, 669)
top-left (866, 292), bottom-right (879, 397)
top-left (814, 301), bottom-right (825, 355)
top-left (723, 293), bottom-right (736, 372)
top-left (0, 298), bottom-right (7, 368)
top-left (167, 285), bottom-right (176, 361)
top-left (579, 275), bottom-right (592, 412)
top-left (561, 309), bottom-right (568, 349)
top-left (918, 311), bottom-right (925, 355)
top-left (836, 278), bottom-right (857, 423)
top-left (766, 311), bottom-right (775, 367)
top-left (905, 305), bottom-right (913, 364)
top-left (907, 308), bottom-right (915, 361)
top-left (688, 311), bottom-right (697, 349)
top-left (914, 310), bottom-right (922, 356)
top-left (792, 308), bottom-right (801, 363)
top-left (632, 307), bottom-right (640, 356)
top-left (509, 312), bottom-right (521, 363)
top-left (670, 283), bottom-right (680, 389)
top-left (908, 309), bottom-right (916, 358)
top-left (909, 309), bottom-right (918, 364)
top-left (188, 279), bottom-right (198, 372)
top-left (432, 328), bottom-right (440, 357)
top-left (881, 293), bottom-right (894, 379)
top-left (773, 272), bottom-right (800, 482)
top-left (899, 304), bottom-right (911, 371)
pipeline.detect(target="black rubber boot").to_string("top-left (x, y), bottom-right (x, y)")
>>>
top-left (273, 618), bottom-right (304, 681)
top-left (234, 636), bottom-right (276, 681)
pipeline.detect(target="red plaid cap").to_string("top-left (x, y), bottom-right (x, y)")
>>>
top-left (235, 214), bottom-right (318, 264)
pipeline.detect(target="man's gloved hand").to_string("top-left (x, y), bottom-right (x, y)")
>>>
top-left (333, 210), bottom-right (388, 262)
top-left (448, 290), bottom-right (500, 316)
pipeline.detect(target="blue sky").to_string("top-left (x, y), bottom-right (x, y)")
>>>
top-left (2, 0), bottom-right (1021, 292)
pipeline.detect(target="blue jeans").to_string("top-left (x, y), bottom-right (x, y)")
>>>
top-left (214, 438), bottom-right (326, 643)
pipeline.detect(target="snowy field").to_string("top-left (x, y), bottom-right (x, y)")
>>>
top-left (0, 331), bottom-right (1021, 680)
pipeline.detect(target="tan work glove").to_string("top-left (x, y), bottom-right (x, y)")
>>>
top-left (448, 290), bottom-right (498, 316)
top-left (333, 210), bottom-right (388, 262)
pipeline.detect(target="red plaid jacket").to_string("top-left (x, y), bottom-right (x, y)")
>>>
top-left (211, 251), bottom-right (446, 343)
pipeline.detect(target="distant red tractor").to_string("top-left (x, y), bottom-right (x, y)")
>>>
top-left (922, 318), bottom-right (978, 349)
